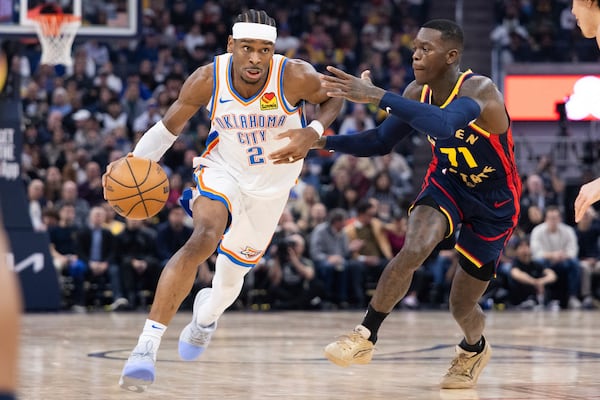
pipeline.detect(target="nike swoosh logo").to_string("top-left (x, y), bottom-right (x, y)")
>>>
top-left (353, 348), bottom-right (373, 359)
top-left (151, 324), bottom-right (163, 330)
top-left (219, 98), bottom-right (233, 104)
top-left (494, 199), bottom-right (511, 208)
top-left (467, 353), bottom-right (485, 378)
top-left (385, 106), bottom-right (392, 114)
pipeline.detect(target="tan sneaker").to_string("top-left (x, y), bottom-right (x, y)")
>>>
top-left (440, 340), bottom-right (491, 389)
top-left (324, 325), bottom-right (374, 367)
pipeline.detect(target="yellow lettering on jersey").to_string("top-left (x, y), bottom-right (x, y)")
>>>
top-left (465, 134), bottom-right (479, 145)
top-left (439, 147), bottom-right (478, 168)
top-left (457, 147), bottom-right (477, 168)
top-left (459, 165), bottom-right (496, 187)
top-left (453, 129), bottom-right (478, 145)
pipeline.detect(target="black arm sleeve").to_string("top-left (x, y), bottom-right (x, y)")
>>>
top-left (324, 115), bottom-right (414, 157)
top-left (379, 92), bottom-right (481, 139)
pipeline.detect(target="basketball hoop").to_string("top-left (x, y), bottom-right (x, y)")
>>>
top-left (28, 5), bottom-right (81, 67)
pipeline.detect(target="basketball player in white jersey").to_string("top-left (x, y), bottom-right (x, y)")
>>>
top-left (573, 0), bottom-right (600, 222)
top-left (107, 9), bottom-right (343, 392)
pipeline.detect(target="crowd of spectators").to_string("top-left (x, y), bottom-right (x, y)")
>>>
top-left (492, 0), bottom-right (600, 65)
top-left (12, 0), bottom-right (600, 313)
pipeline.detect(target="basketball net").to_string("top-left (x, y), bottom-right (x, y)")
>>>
top-left (28, 6), bottom-right (81, 67)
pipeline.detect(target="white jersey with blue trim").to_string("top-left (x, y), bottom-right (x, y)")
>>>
top-left (199, 53), bottom-right (305, 197)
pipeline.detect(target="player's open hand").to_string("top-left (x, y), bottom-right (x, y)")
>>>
top-left (575, 177), bottom-right (600, 222)
top-left (320, 66), bottom-right (385, 104)
top-left (269, 127), bottom-right (319, 164)
top-left (102, 153), bottom-right (133, 199)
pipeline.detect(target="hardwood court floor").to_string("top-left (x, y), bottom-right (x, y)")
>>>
top-left (17, 309), bottom-right (600, 400)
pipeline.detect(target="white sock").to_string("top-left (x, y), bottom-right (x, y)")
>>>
top-left (354, 324), bottom-right (371, 339)
top-left (134, 319), bottom-right (167, 358)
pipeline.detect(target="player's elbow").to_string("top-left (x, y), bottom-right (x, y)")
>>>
top-left (433, 126), bottom-right (455, 140)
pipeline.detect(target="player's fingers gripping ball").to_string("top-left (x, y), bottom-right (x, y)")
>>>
top-left (104, 156), bottom-right (169, 220)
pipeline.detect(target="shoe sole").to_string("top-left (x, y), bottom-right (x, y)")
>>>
top-left (440, 343), bottom-right (492, 389)
top-left (119, 376), bottom-right (150, 393)
top-left (324, 350), bottom-right (351, 367)
top-left (119, 364), bottom-right (154, 393)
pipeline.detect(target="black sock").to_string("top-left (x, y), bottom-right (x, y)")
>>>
top-left (459, 336), bottom-right (485, 353)
top-left (361, 304), bottom-right (389, 344)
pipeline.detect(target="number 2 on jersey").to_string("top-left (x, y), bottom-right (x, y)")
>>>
top-left (247, 146), bottom-right (266, 165)
top-left (439, 147), bottom-right (478, 168)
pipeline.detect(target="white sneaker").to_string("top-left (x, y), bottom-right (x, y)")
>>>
top-left (178, 288), bottom-right (217, 361)
top-left (119, 340), bottom-right (156, 392)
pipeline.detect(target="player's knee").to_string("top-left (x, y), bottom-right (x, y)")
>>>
top-left (183, 228), bottom-right (221, 257)
top-left (213, 266), bottom-right (248, 295)
top-left (216, 278), bottom-right (244, 294)
top-left (398, 241), bottom-right (438, 270)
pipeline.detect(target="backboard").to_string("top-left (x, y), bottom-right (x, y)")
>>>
top-left (0, 0), bottom-right (139, 37)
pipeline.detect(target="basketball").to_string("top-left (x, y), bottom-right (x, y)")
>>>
top-left (104, 156), bottom-right (169, 220)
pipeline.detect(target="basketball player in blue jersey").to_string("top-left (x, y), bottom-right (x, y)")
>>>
top-left (572, 0), bottom-right (600, 222)
top-left (311, 19), bottom-right (521, 389)
top-left (107, 9), bottom-right (342, 392)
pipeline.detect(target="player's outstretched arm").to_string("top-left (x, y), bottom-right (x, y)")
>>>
top-left (312, 114), bottom-right (414, 157)
top-left (575, 177), bottom-right (600, 222)
top-left (311, 68), bottom-right (415, 156)
top-left (322, 66), bottom-right (482, 139)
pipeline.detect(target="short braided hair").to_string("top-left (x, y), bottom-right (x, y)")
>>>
top-left (234, 9), bottom-right (276, 28)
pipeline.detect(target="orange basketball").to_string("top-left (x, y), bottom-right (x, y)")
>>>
top-left (104, 156), bottom-right (169, 220)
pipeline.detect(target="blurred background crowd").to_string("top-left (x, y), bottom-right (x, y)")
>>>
top-left (493, 0), bottom-right (600, 64)
top-left (10, 0), bottom-right (600, 314)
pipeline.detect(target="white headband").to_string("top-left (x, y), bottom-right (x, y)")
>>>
top-left (232, 22), bottom-right (277, 43)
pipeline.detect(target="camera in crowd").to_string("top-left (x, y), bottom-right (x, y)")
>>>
top-left (276, 237), bottom-right (296, 263)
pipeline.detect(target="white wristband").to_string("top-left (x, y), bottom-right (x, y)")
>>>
top-left (307, 120), bottom-right (324, 139)
top-left (132, 120), bottom-right (178, 162)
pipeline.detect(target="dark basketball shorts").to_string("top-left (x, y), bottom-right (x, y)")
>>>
top-left (410, 174), bottom-right (520, 281)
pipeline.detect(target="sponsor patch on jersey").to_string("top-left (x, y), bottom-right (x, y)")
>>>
top-left (260, 92), bottom-right (278, 111)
